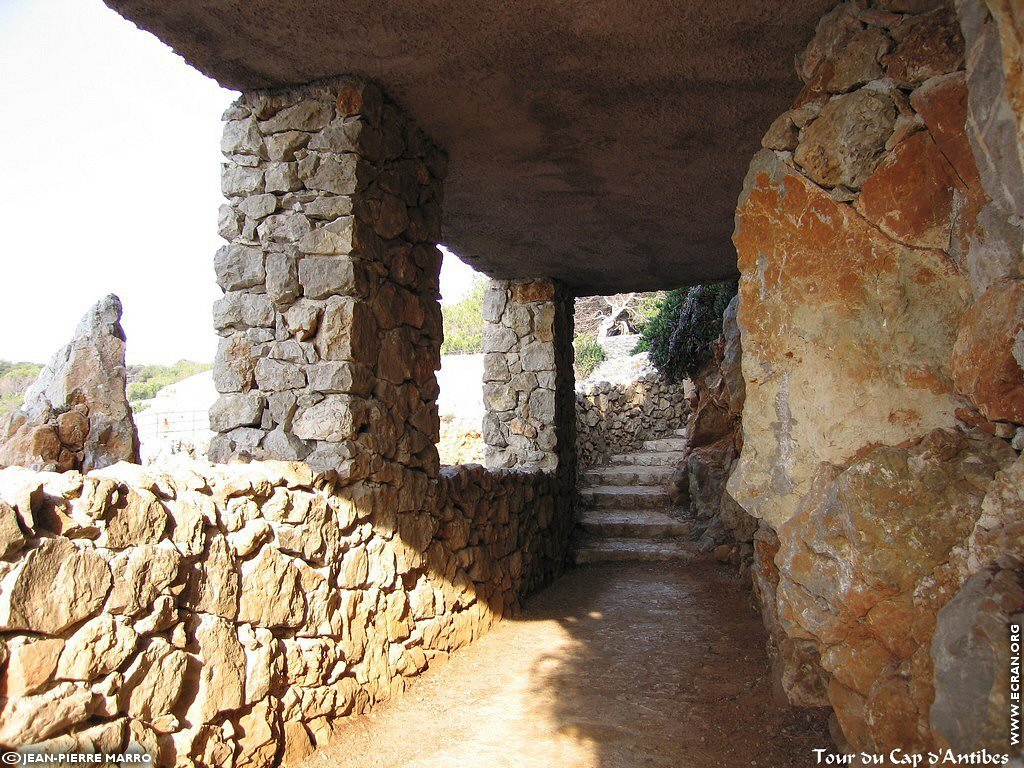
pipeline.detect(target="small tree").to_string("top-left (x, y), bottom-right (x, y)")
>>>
top-left (440, 281), bottom-right (487, 355)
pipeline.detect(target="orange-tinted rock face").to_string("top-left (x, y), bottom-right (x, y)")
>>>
top-left (730, 0), bottom-right (1024, 755)
top-left (952, 281), bottom-right (1024, 422)
top-left (857, 130), bottom-right (964, 249)
top-left (776, 430), bottom-right (1015, 751)
top-left (728, 149), bottom-right (968, 530)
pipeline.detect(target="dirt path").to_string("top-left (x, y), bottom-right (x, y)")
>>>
top-left (301, 561), bottom-right (831, 768)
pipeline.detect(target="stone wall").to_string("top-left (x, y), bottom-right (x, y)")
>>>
top-left (0, 457), bottom-right (572, 762)
top-left (574, 374), bottom-right (688, 469)
top-left (0, 75), bottom-right (579, 764)
top-left (211, 76), bottom-right (446, 478)
top-left (728, 0), bottom-right (1024, 754)
top-left (482, 279), bottom-right (576, 475)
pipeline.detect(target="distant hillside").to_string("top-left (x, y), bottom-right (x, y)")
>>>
top-left (0, 361), bottom-right (44, 417)
top-left (0, 359), bottom-right (212, 418)
top-left (127, 361), bottom-right (212, 404)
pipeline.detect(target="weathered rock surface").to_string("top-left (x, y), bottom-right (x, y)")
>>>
top-left (952, 281), bottom-right (1024, 423)
top-left (0, 295), bottom-right (140, 473)
top-left (931, 556), bottom-right (1024, 753)
top-left (730, 150), bottom-right (968, 530)
top-left (775, 429), bottom-right (1014, 751)
top-left (729, 0), bottom-right (1024, 755)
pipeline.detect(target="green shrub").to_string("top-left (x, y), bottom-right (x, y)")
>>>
top-left (634, 281), bottom-right (737, 382)
top-left (440, 281), bottom-right (487, 355)
top-left (573, 334), bottom-right (606, 379)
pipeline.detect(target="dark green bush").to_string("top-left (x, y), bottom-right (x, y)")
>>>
top-left (573, 334), bottom-right (606, 379)
top-left (634, 281), bottom-right (737, 382)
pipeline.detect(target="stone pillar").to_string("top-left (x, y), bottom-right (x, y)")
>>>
top-left (481, 278), bottom-right (576, 474)
top-left (210, 76), bottom-right (447, 478)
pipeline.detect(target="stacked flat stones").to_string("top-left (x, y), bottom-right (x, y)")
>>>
top-left (481, 279), bottom-right (576, 473)
top-left (0, 457), bottom-right (572, 763)
top-left (212, 77), bottom-right (447, 478)
top-left (575, 375), bottom-right (688, 469)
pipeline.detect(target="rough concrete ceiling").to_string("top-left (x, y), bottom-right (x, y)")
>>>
top-left (104, 0), bottom-right (833, 296)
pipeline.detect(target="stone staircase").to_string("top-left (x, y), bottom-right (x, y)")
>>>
top-left (574, 430), bottom-right (702, 563)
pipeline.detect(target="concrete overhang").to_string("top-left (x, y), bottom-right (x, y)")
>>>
top-left (104, 0), bottom-right (833, 295)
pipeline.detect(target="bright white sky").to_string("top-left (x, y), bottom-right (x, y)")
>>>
top-left (0, 0), bottom-right (478, 365)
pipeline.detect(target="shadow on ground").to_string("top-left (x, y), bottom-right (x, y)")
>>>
top-left (301, 559), bottom-right (831, 768)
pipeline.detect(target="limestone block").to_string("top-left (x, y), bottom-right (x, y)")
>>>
top-left (238, 546), bottom-right (306, 628)
top-left (57, 614), bottom-right (137, 681)
top-left (0, 538), bottom-right (111, 635)
top-left (215, 245), bottom-right (266, 291)
top-left (210, 393), bottom-right (266, 432)
top-left (794, 89), bottom-right (897, 189)
top-left (117, 637), bottom-right (189, 724)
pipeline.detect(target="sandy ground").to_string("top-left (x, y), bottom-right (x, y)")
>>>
top-left (302, 561), bottom-right (832, 768)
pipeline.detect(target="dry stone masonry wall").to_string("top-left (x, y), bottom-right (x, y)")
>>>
top-left (728, 0), bottom-right (1024, 755)
top-left (211, 76), bottom-right (447, 478)
top-left (574, 374), bottom-right (688, 469)
top-left (0, 76), bottom-right (581, 764)
top-left (482, 279), bottom-right (576, 475)
top-left (0, 456), bottom-right (572, 763)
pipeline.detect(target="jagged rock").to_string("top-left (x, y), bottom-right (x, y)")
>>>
top-left (3, 637), bottom-right (65, 696)
top-left (105, 544), bottom-right (182, 617)
top-left (105, 487), bottom-right (170, 548)
top-left (857, 131), bottom-right (963, 250)
top-left (117, 637), bottom-right (189, 723)
top-left (952, 281), bottom-right (1024, 423)
top-left (187, 615), bottom-right (247, 723)
top-left (969, 451), bottom-right (1024, 573)
top-left (793, 89), bottom-right (897, 189)
top-left (0, 682), bottom-right (95, 747)
top-left (238, 546), bottom-right (305, 628)
top-left (20, 719), bottom-right (126, 756)
top-left (775, 429), bottom-right (1015, 751)
top-left (0, 295), bottom-right (139, 473)
top-left (882, 5), bottom-right (964, 87)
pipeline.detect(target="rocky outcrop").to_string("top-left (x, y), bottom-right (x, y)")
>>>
top-left (728, 0), bottom-right (1024, 754)
top-left (669, 296), bottom-right (755, 555)
top-left (0, 296), bottom-right (140, 474)
top-left (775, 429), bottom-right (1015, 751)
top-left (0, 456), bottom-right (572, 761)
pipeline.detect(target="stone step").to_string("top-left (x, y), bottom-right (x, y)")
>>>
top-left (578, 485), bottom-right (673, 509)
top-left (578, 508), bottom-right (695, 538)
top-left (608, 451), bottom-right (680, 467)
top-left (642, 437), bottom-right (688, 452)
top-left (581, 464), bottom-right (674, 487)
top-left (574, 536), bottom-right (703, 564)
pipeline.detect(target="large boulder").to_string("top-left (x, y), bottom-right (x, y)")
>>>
top-left (0, 296), bottom-right (139, 473)
top-left (775, 428), bottom-right (1015, 751)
